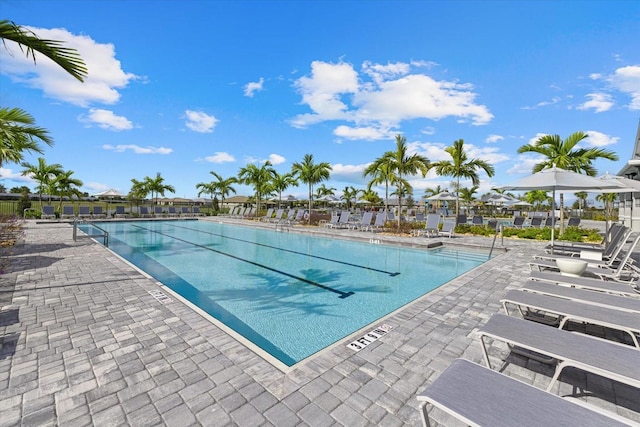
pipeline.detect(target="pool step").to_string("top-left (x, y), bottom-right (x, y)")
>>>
top-left (433, 249), bottom-right (491, 262)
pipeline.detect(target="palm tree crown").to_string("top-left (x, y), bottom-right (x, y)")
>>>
top-left (291, 154), bottom-right (332, 220)
top-left (431, 139), bottom-right (494, 216)
top-left (144, 173), bottom-right (175, 205)
top-left (0, 107), bottom-right (53, 167)
top-left (238, 161), bottom-right (276, 215)
top-left (20, 157), bottom-right (63, 204)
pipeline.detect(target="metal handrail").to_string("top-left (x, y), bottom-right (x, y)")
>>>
top-left (488, 223), bottom-right (502, 258)
top-left (73, 218), bottom-right (109, 246)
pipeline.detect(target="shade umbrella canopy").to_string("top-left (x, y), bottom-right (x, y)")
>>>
top-left (498, 167), bottom-right (622, 249)
top-left (94, 188), bottom-right (125, 197)
top-left (597, 173), bottom-right (640, 193)
top-left (425, 191), bottom-right (457, 201)
top-left (319, 195), bottom-right (339, 202)
top-left (354, 198), bottom-right (371, 204)
top-left (508, 200), bottom-right (532, 206)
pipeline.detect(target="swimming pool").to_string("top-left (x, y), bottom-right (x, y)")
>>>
top-left (83, 220), bottom-right (490, 366)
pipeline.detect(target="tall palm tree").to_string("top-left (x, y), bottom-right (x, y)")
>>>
top-left (596, 192), bottom-right (618, 222)
top-left (195, 181), bottom-right (217, 209)
top-left (314, 183), bottom-right (336, 199)
top-left (518, 131), bottom-right (619, 233)
top-left (144, 173), bottom-right (175, 206)
top-left (574, 191), bottom-right (588, 215)
top-left (270, 172), bottom-right (298, 209)
top-left (52, 169), bottom-right (83, 211)
top-left (129, 178), bottom-right (149, 207)
top-left (458, 185), bottom-right (479, 214)
top-left (341, 186), bottom-right (362, 211)
top-left (238, 161), bottom-right (276, 215)
top-left (364, 157), bottom-right (396, 215)
top-left (0, 20), bottom-right (87, 82)
top-left (291, 154), bottom-right (332, 221)
top-left (383, 135), bottom-right (430, 229)
top-left (20, 157), bottom-right (63, 205)
top-left (430, 139), bottom-right (494, 217)
top-left (0, 107), bottom-right (53, 167)
top-left (210, 172), bottom-right (237, 212)
top-left (524, 190), bottom-right (550, 212)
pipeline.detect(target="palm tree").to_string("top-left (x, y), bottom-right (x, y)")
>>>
top-left (52, 170), bottom-right (83, 211)
top-left (360, 189), bottom-right (382, 206)
top-left (430, 139), bottom-right (494, 217)
top-left (210, 172), bottom-right (237, 212)
top-left (291, 154), bottom-right (332, 221)
top-left (20, 157), bottom-right (63, 205)
top-left (238, 161), bottom-right (276, 215)
top-left (0, 107), bottom-right (54, 167)
top-left (518, 131), bottom-right (619, 233)
top-left (524, 190), bottom-right (550, 212)
top-left (341, 186), bottom-right (362, 211)
top-left (423, 185), bottom-right (443, 213)
top-left (144, 173), bottom-right (175, 206)
top-left (364, 156), bottom-right (396, 215)
top-left (574, 191), bottom-right (588, 215)
top-left (383, 135), bottom-right (430, 229)
top-left (596, 192), bottom-right (618, 222)
top-left (270, 172), bottom-right (298, 209)
top-left (129, 178), bottom-right (149, 208)
top-left (458, 185), bottom-right (479, 214)
top-left (314, 183), bottom-right (336, 199)
top-left (0, 20), bottom-right (87, 82)
top-left (195, 181), bottom-right (217, 209)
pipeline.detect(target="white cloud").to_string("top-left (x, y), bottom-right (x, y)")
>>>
top-left (421, 126), bottom-right (436, 135)
top-left (584, 130), bottom-right (619, 147)
top-left (506, 156), bottom-right (544, 175)
top-left (184, 110), bottom-right (219, 133)
top-left (0, 167), bottom-right (34, 183)
top-left (244, 77), bottom-right (264, 97)
top-left (330, 163), bottom-right (367, 182)
top-left (268, 154), bottom-right (286, 165)
top-left (486, 134), bottom-right (504, 143)
top-left (290, 60), bottom-right (492, 135)
top-left (333, 125), bottom-right (395, 141)
top-left (577, 93), bottom-right (614, 113)
top-left (0, 26), bottom-right (138, 107)
top-left (102, 144), bottom-right (172, 154)
top-left (608, 65), bottom-right (640, 110)
top-left (521, 97), bottom-right (561, 110)
top-left (527, 133), bottom-right (549, 145)
top-left (203, 152), bottom-right (235, 163)
top-left (79, 108), bottom-right (133, 131)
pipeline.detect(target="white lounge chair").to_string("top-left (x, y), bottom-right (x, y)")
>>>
top-left (329, 211), bottom-right (350, 229)
top-left (521, 280), bottom-right (640, 314)
top-left (438, 220), bottom-right (455, 238)
top-left (529, 270), bottom-right (640, 297)
top-left (261, 208), bottom-right (274, 222)
top-left (477, 313), bottom-right (640, 393)
top-left (500, 289), bottom-right (640, 347)
top-left (369, 212), bottom-right (387, 232)
top-left (413, 213), bottom-right (440, 237)
top-left (531, 230), bottom-right (631, 267)
top-left (417, 358), bottom-right (630, 427)
top-left (350, 211), bottom-right (373, 230)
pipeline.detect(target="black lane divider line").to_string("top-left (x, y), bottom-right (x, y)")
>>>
top-left (168, 223), bottom-right (401, 277)
top-left (130, 224), bottom-right (355, 299)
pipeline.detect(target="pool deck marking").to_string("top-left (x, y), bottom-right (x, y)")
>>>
top-left (168, 222), bottom-right (402, 277)
top-left (346, 324), bottom-right (394, 352)
top-left (129, 224), bottom-right (355, 299)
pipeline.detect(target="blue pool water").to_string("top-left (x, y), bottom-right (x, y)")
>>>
top-left (83, 220), bottom-right (490, 366)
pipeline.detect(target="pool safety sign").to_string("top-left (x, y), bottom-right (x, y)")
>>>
top-left (347, 324), bottom-right (394, 351)
top-left (148, 289), bottom-right (172, 304)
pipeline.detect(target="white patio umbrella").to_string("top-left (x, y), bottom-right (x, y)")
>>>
top-left (425, 191), bottom-right (457, 201)
top-left (94, 188), bottom-right (124, 197)
top-left (497, 167), bottom-right (623, 250)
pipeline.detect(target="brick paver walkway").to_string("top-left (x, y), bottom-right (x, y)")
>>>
top-left (1, 219), bottom-right (638, 426)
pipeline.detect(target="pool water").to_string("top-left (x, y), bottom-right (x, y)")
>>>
top-left (83, 220), bottom-right (490, 366)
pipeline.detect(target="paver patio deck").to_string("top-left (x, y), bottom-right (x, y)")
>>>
top-left (1, 218), bottom-right (638, 426)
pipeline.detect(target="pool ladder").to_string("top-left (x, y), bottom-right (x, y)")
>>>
top-left (73, 218), bottom-right (109, 246)
top-left (274, 221), bottom-right (290, 232)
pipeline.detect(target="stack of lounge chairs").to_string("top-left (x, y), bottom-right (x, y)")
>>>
top-left (417, 222), bottom-right (640, 426)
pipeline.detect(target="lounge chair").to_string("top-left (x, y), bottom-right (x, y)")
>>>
top-left (323, 213), bottom-right (339, 228)
top-left (270, 209), bottom-right (284, 223)
top-left (500, 289), bottom-right (640, 347)
top-left (521, 280), bottom-right (640, 314)
top-left (529, 216), bottom-right (543, 228)
top-left (530, 233), bottom-right (640, 281)
top-left (567, 216), bottom-right (581, 227)
top-left (531, 231), bottom-right (632, 267)
top-left (154, 206), bottom-right (164, 217)
top-left (78, 206), bottom-right (91, 219)
top-left (244, 207), bottom-right (256, 218)
top-left (472, 215), bottom-right (483, 226)
top-left (456, 214), bottom-right (467, 225)
top-left (413, 213), bottom-right (440, 237)
top-left (92, 206), bottom-right (106, 219)
top-left (167, 206), bottom-right (178, 217)
top-left (545, 224), bottom-right (627, 255)
top-left (115, 206), bottom-right (128, 218)
top-left (414, 212), bottom-right (425, 222)
top-left (512, 216), bottom-right (526, 228)
top-left (192, 206), bottom-right (202, 216)
top-left (477, 313), bottom-right (640, 393)
top-left (438, 220), bottom-right (455, 238)
top-left (180, 206), bottom-right (192, 217)
top-left (417, 358), bottom-right (630, 427)
top-left (370, 212), bottom-right (387, 232)
top-left (329, 211), bottom-right (350, 229)
top-left (487, 219), bottom-right (498, 231)
top-left (529, 270), bottom-right (640, 297)
top-left (61, 205), bottom-right (75, 219)
top-left (544, 217), bottom-right (555, 227)
top-left (139, 206), bottom-right (152, 218)
top-left (41, 205), bottom-right (55, 219)
top-left (350, 211), bottom-right (373, 230)
top-left (280, 209), bottom-right (297, 225)
top-left (261, 208), bottom-right (274, 222)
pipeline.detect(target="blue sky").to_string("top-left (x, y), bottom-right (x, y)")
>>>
top-left (2, 0), bottom-right (640, 202)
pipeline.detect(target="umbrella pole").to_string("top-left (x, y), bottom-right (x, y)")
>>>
top-left (550, 190), bottom-right (556, 253)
